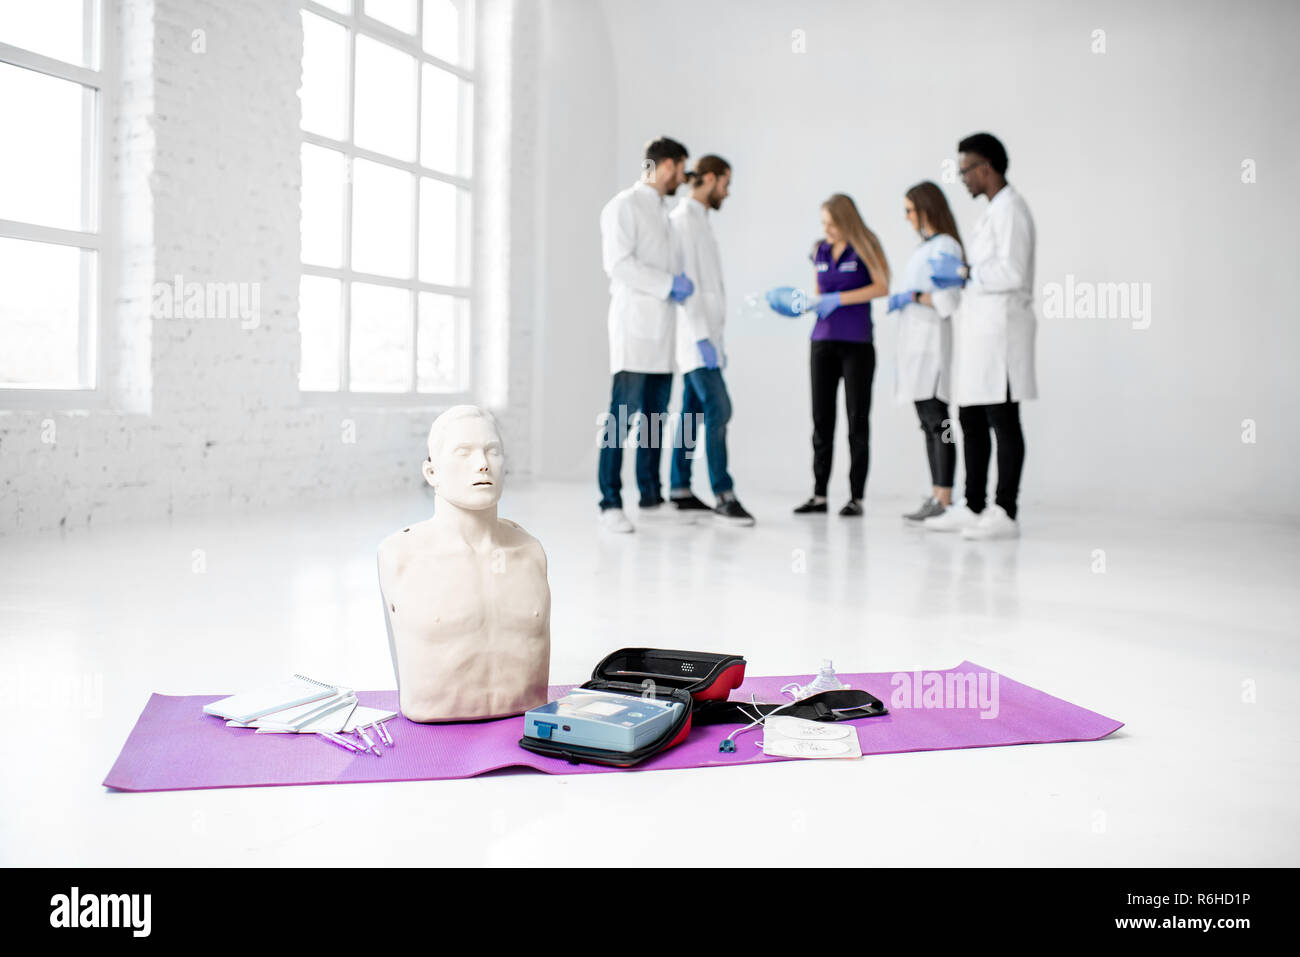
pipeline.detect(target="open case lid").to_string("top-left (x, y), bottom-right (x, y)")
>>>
top-left (590, 648), bottom-right (747, 702)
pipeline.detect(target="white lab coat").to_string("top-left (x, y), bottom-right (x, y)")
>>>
top-left (952, 183), bottom-right (1039, 407)
top-left (669, 197), bottom-right (726, 374)
top-left (599, 181), bottom-right (679, 374)
top-left (893, 232), bottom-right (962, 403)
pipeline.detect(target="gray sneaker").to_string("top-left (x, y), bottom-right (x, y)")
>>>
top-left (903, 496), bottom-right (946, 523)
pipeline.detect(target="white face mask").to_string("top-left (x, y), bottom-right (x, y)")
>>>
top-left (780, 660), bottom-right (847, 701)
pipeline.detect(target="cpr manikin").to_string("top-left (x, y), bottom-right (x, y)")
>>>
top-left (377, 406), bottom-right (551, 722)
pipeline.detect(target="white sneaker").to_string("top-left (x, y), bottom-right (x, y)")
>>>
top-left (961, 504), bottom-right (1019, 540)
top-left (599, 508), bottom-right (635, 533)
top-left (922, 503), bottom-right (978, 532)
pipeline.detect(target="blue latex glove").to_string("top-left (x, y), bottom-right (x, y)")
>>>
top-left (697, 339), bottom-right (719, 370)
top-left (812, 292), bottom-right (841, 320)
top-left (765, 286), bottom-right (813, 317)
top-left (929, 251), bottom-right (966, 289)
top-left (888, 291), bottom-right (917, 313)
top-left (670, 273), bottom-right (695, 302)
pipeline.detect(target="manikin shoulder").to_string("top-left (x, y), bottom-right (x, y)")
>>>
top-left (377, 518), bottom-right (436, 575)
top-left (496, 518), bottom-right (548, 569)
top-left (378, 517), bottom-right (546, 574)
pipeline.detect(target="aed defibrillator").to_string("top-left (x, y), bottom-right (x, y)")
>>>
top-left (518, 648), bottom-right (888, 768)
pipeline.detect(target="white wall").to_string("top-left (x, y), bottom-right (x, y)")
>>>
top-left (536, 0), bottom-right (1300, 518)
top-left (0, 0), bottom-right (539, 534)
top-left (531, 0), bottom-right (619, 483)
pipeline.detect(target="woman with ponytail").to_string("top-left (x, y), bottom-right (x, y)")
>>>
top-left (793, 193), bottom-right (891, 516)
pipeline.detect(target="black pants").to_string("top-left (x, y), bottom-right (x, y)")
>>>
top-left (914, 397), bottom-right (955, 488)
top-left (810, 340), bottom-right (875, 500)
top-left (957, 385), bottom-right (1025, 519)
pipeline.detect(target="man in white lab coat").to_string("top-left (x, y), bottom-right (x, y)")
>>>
top-left (596, 137), bottom-right (696, 533)
top-left (667, 155), bottom-right (754, 526)
top-left (924, 132), bottom-right (1037, 540)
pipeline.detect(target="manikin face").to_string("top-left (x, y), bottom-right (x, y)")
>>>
top-left (423, 415), bottom-right (504, 510)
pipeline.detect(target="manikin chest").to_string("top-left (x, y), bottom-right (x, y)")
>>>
top-left (385, 549), bottom-right (550, 639)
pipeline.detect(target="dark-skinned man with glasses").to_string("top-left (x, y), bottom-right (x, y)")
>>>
top-left (923, 132), bottom-right (1038, 541)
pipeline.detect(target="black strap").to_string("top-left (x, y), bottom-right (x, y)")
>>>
top-left (691, 688), bottom-right (887, 726)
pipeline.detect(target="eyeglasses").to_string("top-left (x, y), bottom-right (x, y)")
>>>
top-left (959, 161), bottom-right (988, 178)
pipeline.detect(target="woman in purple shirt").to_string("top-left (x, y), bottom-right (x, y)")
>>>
top-left (794, 193), bottom-right (891, 516)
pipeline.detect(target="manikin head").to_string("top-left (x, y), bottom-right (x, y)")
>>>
top-left (423, 405), bottom-right (504, 511)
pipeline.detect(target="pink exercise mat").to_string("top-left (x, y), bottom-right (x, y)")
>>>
top-left (102, 661), bottom-right (1123, 792)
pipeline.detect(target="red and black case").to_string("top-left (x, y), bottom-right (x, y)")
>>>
top-left (517, 648), bottom-right (747, 768)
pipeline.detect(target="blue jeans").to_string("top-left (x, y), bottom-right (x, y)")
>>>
top-left (597, 371), bottom-right (673, 510)
top-left (670, 367), bottom-right (734, 497)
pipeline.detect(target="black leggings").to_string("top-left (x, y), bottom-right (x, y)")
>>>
top-left (957, 387), bottom-right (1025, 519)
top-left (914, 397), bottom-right (955, 489)
top-left (810, 340), bottom-right (875, 499)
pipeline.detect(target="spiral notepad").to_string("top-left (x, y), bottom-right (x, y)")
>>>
top-left (202, 674), bottom-right (338, 724)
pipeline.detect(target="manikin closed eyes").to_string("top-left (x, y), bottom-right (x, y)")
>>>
top-left (377, 406), bottom-right (551, 722)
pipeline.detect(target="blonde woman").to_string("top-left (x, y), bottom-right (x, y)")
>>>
top-left (793, 194), bottom-right (891, 516)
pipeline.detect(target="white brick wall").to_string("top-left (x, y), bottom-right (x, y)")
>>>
top-left (0, 0), bottom-right (537, 534)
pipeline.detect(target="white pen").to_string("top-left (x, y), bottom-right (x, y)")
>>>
top-left (319, 731), bottom-right (362, 753)
top-left (355, 723), bottom-right (381, 756)
top-left (373, 721), bottom-right (394, 747)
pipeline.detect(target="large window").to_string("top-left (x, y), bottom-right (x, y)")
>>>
top-left (299, 0), bottom-right (474, 396)
top-left (0, 2), bottom-right (109, 393)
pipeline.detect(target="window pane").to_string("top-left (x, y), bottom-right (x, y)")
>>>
top-left (365, 0), bottom-right (416, 34)
top-left (423, 0), bottom-right (469, 67)
top-left (419, 177), bottom-right (469, 286)
top-left (353, 35), bottom-right (416, 161)
top-left (421, 64), bottom-right (471, 176)
top-left (352, 159), bottom-right (413, 277)
top-left (301, 144), bottom-right (347, 267)
top-left (0, 0), bottom-right (94, 67)
top-left (301, 11), bottom-right (348, 139)
top-left (299, 276), bottom-right (342, 391)
top-left (417, 293), bottom-right (467, 392)
top-left (0, 63), bottom-right (90, 230)
top-left (0, 238), bottom-right (93, 388)
top-left (314, 0), bottom-right (351, 12)
top-left (350, 283), bottom-right (411, 392)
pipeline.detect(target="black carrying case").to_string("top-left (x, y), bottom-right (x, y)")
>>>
top-left (517, 648), bottom-right (747, 768)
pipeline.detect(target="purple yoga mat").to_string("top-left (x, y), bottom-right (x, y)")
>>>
top-left (103, 661), bottom-right (1122, 792)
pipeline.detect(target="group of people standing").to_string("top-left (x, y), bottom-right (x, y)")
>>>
top-left (595, 132), bottom-right (1037, 542)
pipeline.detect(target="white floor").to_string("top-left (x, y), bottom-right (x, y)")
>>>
top-left (1, 481), bottom-right (1296, 867)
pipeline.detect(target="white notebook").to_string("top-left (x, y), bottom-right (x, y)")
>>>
top-left (253, 702), bottom-right (398, 734)
top-left (203, 674), bottom-right (338, 724)
top-left (252, 693), bottom-right (358, 733)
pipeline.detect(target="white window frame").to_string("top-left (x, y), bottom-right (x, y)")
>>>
top-left (300, 0), bottom-right (474, 404)
top-left (0, 1), bottom-right (116, 410)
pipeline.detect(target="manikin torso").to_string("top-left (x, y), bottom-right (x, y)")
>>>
top-left (377, 410), bottom-right (551, 722)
